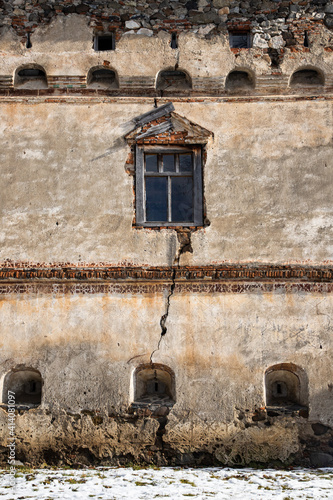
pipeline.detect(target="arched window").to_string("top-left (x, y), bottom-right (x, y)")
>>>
top-left (265, 363), bottom-right (308, 409)
top-left (156, 69), bottom-right (191, 94)
top-left (14, 65), bottom-right (47, 89)
top-left (290, 68), bottom-right (324, 87)
top-left (133, 363), bottom-right (175, 408)
top-left (87, 67), bottom-right (118, 89)
top-left (225, 69), bottom-right (254, 92)
top-left (3, 367), bottom-right (42, 407)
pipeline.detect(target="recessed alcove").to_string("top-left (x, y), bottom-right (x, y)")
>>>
top-left (265, 363), bottom-right (308, 413)
top-left (87, 67), bottom-right (118, 89)
top-left (156, 69), bottom-right (191, 93)
top-left (290, 68), bottom-right (324, 87)
top-left (3, 367), bottom-right (42, 407)
top-left (132, 363), bottom-right (175, 410)
top-left (14, 65), bottom-right (47, 89)
top-left (225, 69), bottom-right (254, 92)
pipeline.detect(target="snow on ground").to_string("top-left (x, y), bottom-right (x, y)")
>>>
top-left (0, 466), bottom-right (333, 499)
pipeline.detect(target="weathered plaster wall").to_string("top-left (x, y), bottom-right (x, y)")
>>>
top-left (0, 97), bottom-right (332, 265)
top-left (1, 15), bottom-right (333, 93)
top-left (1, 287), bottom-right (332, 420)
top-left (0, 2), bottom-right (332, 468)
top-left (0, 286), bottom-right (332, 465)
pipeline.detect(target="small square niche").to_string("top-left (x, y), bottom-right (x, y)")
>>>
top-left (94, 34), bottom-right (115, 51)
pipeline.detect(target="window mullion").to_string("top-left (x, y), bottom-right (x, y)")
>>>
top-left (136, 146), bottom-right (145, 225)
top-left (193, 147), bottom-right (203, 225)
top-left (168, 176), bottom-right (172, 223)
top-left (142, 148), bottom-right (202, 227)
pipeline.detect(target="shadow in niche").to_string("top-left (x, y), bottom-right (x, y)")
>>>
top-left (225, 70), bottom-right (254, 93)
top-left (265, 362), bottom-right (309, 417)
top-left (14, 66), bottom-right (48, 89)
top-left (3, 367), bottom-right (42, 409)
top-left (156, 69), bottom-right (192, 96)
top-left (131, 363), bottom-right (175, 412)
top-left (290, 68), bottom-right (324, 87)
top-left (87, 67), bottom-right (119, 90)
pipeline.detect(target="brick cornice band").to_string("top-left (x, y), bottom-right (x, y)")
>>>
top-left (0, 264), bottom-right (332, 283)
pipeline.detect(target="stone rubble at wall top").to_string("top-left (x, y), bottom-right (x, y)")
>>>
top-left (1, 0), bottom-right (333, 50)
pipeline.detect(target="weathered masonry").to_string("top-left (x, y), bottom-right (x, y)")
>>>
top-left (0, 0), bottom-right (333, 467)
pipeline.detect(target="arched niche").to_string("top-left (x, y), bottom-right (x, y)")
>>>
top-left (133, 363), bottom-right (175, 407)
top-left (225, 69), bottom-right (255, 92)
top-left (87, 67), bottom-right (119, 89)
top-left (265, 363), bottom-right (308, 408)
top-left (14, 65), bottom-right (47, 89)
top-left (290, 68), bottom-right (324, 87)
top-left (156, 69), bottom-right (192, 93)
top-left (3, 367), bottom-right (42, 407)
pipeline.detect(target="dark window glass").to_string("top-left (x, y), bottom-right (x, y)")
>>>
top-left (143, 152), bottom-right (196, 224)
top-left (229, 33), bottom-right (250, 49)
top-left (145, 154), bottom-right (158, 172)
top-left (146, 177), bottom-right (168, 221)
top-left (162, 155), bottom-right (175, 172)
top-left (171, 33), bottom-right (178, 49)
top-left (179, 154), bottom-right (192, 172)
top-left (171, 177), bottom-right (193, 222)
top-left (95, 35), bottom-right (115, 51)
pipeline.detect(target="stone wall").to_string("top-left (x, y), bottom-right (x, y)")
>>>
top-left (1, 0), bottom-right (333, 50)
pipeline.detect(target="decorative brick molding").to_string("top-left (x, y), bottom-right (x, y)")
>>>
top-left (0, 282), bottom-right (332, 296)
top-left (1, 264), bottom-right (332, 282)
top-left (0, 94), bottom-right (333, 103)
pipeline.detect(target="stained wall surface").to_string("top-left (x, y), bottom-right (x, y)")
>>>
top-left (0, 96), bottom-right (332, 265)
top-left (0, 5), bottom-right (333, 467)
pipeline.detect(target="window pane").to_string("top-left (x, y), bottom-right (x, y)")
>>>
top-left (171, 177), bottom-right (193, 222)
top-left (179, 154), bottom-right (192, 172)
top-left (162, 154), bottom-right (176, 172)
top-left (230, 33), bottom-right (250, 48)
top-left (146, 177), bottom-right (168, 222)
top-left (145, 154), bottom-right (158, 172)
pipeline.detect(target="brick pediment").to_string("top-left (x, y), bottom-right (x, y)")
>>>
top-left (125, 103), bottom-right (212, 145)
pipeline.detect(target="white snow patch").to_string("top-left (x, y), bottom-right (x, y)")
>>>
top-left (0, 466), bottom-right (332, 499)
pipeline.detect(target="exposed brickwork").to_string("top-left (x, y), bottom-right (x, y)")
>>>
top-left (0, 282), bottom-right (332, 296)
top-left (1, 81), bottom-right (332, 98)
top-left (0, 264), bottom-right (332, 283)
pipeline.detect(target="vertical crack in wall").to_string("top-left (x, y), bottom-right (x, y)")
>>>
top-left (174, 230), bottom-right (193, 266)
top-left (150, 268), bottom-right (176, 363)
top-left (150, 230), bottom-right (193, 363)
top-left (149, 231), bottom-right (194, 464)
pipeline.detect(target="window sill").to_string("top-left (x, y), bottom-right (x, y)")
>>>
top-left (134, 224), bottom-right (203, 230)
